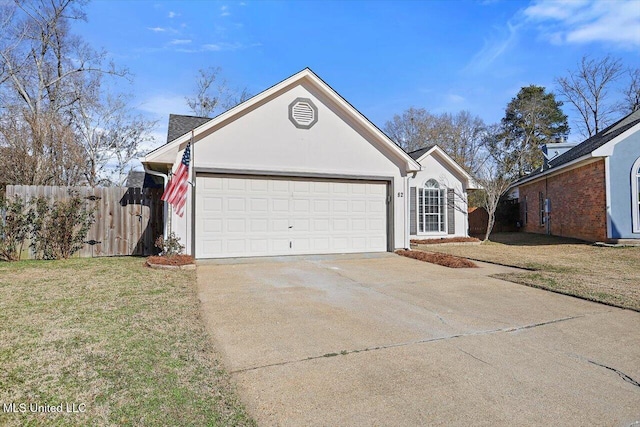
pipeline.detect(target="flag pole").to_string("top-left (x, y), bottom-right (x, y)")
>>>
top-left (188, 130), bottom-right (195, 256)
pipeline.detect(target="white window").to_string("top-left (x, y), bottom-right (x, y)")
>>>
top-left (418, 179), bottom-right (446, 233)
top-left (633, 157), bottom-right (640, 233)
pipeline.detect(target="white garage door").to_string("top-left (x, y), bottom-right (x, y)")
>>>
top-left (195, 175), bottom-right (388, 258)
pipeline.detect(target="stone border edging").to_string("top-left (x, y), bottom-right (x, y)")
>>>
top-left (146, 261), bottom-right (196, 270)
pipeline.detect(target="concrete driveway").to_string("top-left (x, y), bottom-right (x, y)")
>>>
top-left (197, 253), bottom-right (640, 426)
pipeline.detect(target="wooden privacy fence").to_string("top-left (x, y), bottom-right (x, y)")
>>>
top-left (5, 185), bottom-right (163, 258)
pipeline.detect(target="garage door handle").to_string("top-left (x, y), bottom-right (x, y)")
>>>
top-left (288, 226), bottom-right (293, 229)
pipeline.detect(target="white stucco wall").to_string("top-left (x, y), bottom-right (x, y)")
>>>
top-left (409, 152), bottom-right (469, 238)
top-left (166, 81), bottom-right (412, 254)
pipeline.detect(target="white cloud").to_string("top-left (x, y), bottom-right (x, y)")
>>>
top-left (524, 0), bottom-right (640, 48)
top-left (202, 42), bottom-right (243, 51)
top-left (446, 93), bottom-right (466, 105)
top-left (169, 39), bottom-right (192, 45)
top-left (465, 20), bottom-right (520, 72)
top-left (168, 11), bottom-right (178, 18)
top-left (147, 26), bottom-right (167, 32)
top-left (220, 5), bottom-right (230, 17)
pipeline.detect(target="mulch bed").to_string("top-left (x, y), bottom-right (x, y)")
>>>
top-left (146, 255), bottom-right (195, 266)
top-left (396, 249), bottom-right (478, 268)
top-left (411, 237), bottom-right (480, 244)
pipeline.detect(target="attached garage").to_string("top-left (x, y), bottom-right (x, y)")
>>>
top-left (143, 68), bottom-right (422, 259)
top-left (195, 175), bottom-right (389, 258)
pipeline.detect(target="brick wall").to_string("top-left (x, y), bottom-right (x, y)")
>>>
top-left (519, 160), bottom-right (607, 242)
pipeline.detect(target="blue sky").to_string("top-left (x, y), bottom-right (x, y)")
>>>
top-left (74, 0), bottom-right (640, 151)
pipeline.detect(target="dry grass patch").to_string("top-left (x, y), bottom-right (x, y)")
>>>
top-left (414, 232), bottom-right (640, 311)
top-left (396, 249), bottom-right (478, 268)
top-left (0, 257), bottom-right (255, 427)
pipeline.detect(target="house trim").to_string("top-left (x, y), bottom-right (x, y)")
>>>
top-left (632, 156), bottom-right (640, 234)
top-left (194, 167), bottom-right (395, 182)
top-left (605, 156), bottom-right (612, 239)
top-left (592, 122), bottom-right (640, 157)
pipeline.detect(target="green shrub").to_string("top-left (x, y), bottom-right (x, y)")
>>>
top-left (30, 191), bottom-right (95, 260)
top-left (0, 196), bottom-right (32, 261)
top-left (154, 232), bottom-right (185, 256)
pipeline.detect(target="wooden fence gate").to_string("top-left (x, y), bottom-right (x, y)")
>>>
top-left (5, 185), bottom-right (163, 258)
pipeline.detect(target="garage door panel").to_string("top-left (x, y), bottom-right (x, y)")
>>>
top-left (196, 176), bottom-right (387, 258)
top-left (272, 198), bottom-right (289, 212)
top-left (250, 198), bottom-right (268, 212)
top-left (203, 198), bottom-right (222, 212)
top-left (227, 218), bottom-right (246, 232)
top-left (332, 218), bottom-right (348, 231)
top-left (250, 219), bottom-right (268, 232)
top-left (333, 200), bottom-right (348, 212)
top-left (203, 219), bottom-right (222, 233)
top-left (272, 219), bottom-right (289, 232)
top-left (227, 198), bottom-right (245, 211)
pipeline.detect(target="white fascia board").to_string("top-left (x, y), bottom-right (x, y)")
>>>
top-left (416, 146), bottom-right (478, 188)
top-left (592, 122), bottom-right (640, 157)
top-left (144, 68), bottom-right (422, 173)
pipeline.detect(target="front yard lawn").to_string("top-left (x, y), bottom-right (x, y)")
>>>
top-left (0, 257), bottom-right (255, 426)
top-left (413, 232), bottom-right (640, 311)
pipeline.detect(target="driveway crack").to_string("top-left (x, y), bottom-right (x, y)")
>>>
top-left (587, 360), bottom-right (640, 389)
top-left (230, 315), bottom-right (583, 374)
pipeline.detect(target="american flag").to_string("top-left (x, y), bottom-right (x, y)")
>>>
top-left (161, 142), bottom-right (191, 217)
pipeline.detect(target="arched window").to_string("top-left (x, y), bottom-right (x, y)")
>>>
top-left (418, 179), bottom-right (446, 233)
top-left (633, 157), bottom-right (640, 233)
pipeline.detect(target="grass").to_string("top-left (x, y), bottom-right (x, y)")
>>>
top-left (0, 257), bottom-right (255, 426)
top-left (413, 232), bottom-right (640, 311)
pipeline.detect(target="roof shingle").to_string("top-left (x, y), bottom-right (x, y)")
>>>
top-left (166, 114), bottom-right (212, 143)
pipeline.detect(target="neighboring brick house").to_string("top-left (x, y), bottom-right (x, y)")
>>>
top-left (514, 109), bottom-right (640, 243)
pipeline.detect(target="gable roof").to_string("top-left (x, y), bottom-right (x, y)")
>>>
top-left (515, 109), bottom-right (640, 186)
top-left (167, 114), bottom-right (212, 143)
top-left (144, 68), bottom-right (421, 172)
top-left (409, 144), bottom-right (479, 189)
top-left (407, 144), bottom-right (436, 161)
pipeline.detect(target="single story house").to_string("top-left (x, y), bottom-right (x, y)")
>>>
top-left (142, 68), bottom-right (476, 258)
top-left (407, 145), bottom-right (477, 239)
top-left (513, 109), bottom-right (640, 243)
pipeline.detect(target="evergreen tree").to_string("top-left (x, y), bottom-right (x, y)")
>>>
top-left (500, 85), bottom-right (569, 178)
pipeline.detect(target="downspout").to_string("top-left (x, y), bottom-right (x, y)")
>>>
top-left (143, 166), bottom-right (169, 240)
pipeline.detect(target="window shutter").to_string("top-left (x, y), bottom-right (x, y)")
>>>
top-left (409, 187), bottom-right (417, 235)
top-left (447, 188), bottom-right (455, 235)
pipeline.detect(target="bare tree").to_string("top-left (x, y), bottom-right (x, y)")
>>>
top-left (621, 68), bottom-right (640, 114)
top-left (476, 123), bottom-right (529, 241)
top-left (556, 55), bottom-right (624, 137)
top-left (0, 107), bottom-right (85, 185)
top-left (0, 0), bottom-right (149, 187)
top-left (74, 92), bottom-right (157, 187)
top-left (435, 111), bottom-right (488, 176)
top-left (186, 67), bottom-right (251, 117)
top-left (383, 107), bottom-right (440, 152)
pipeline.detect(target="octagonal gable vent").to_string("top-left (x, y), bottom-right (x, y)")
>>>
top-left (288, 98), bottom-right (318, 129)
